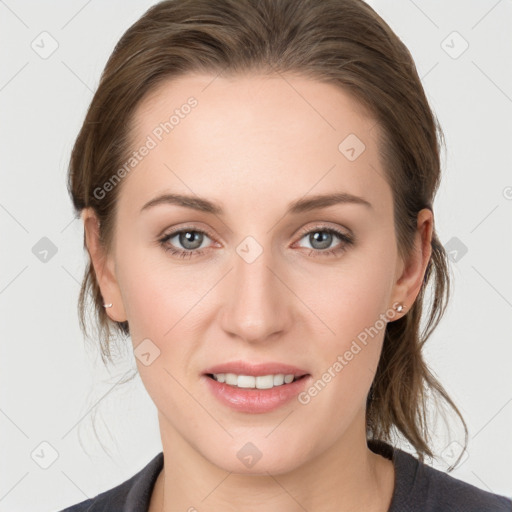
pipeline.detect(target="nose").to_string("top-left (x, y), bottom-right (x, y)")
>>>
top-left (219, 241), bottom-right (291, 344)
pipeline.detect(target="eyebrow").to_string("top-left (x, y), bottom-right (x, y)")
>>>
top-left (140, 191), bottom-right (373, 216)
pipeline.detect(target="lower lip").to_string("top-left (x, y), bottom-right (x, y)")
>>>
top-left (202, 374), bottom-right (311, 413)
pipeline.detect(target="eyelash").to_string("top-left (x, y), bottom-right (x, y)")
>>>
top-left (158, 224), bottom-right (354, 260)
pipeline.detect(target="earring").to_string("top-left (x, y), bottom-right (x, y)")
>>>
top-left (103, 303), bottom-right (113, 308)
top-left (395, 303), bottom-right (405, 312)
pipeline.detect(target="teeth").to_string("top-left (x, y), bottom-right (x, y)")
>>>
top-left (212, 373), bottom-right (298, 389)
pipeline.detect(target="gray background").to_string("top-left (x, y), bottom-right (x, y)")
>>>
top-left (1, 0), bottom-right (511, 510)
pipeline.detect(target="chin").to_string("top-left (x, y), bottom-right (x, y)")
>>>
top-left (202, 437), bottom-right (311, 476)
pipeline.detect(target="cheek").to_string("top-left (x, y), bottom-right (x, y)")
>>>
top-left (115, 248), bottom-right (211, 398)
top-left (115, 243), bottom-right (206, 341)
top-left (305, 250), bottom-right (395, 347)
top-left (300, 244), bottom-right (395, 402)
top-left (114, 250), bottom-right (202, 411)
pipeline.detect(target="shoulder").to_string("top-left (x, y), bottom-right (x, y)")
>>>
top-left (55, 452), bottom-right (164, 512)
top-left (413, 460), bottom-right (512, 512)
top-left (368, 439), bottom-right (511, 512)
top-left (387, 441), bottom-right (511, 512)
top-left (56, 499), bottom-right (92, 512)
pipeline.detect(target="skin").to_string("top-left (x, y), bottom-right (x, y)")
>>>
top-left (82, 73), bottom-right (433, 512)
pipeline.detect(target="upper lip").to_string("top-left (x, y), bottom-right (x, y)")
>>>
top-left (203, 360), bottom-right (310, 377)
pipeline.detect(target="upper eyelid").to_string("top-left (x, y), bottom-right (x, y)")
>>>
top-left (295, 223), bottom-right (348, 236)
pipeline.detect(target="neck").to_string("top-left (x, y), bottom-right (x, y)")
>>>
top-left (150, 408), bottom-right (395, 512)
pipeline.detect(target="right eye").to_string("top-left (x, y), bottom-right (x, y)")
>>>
top-left (159, 227), bottom-right (215, 259)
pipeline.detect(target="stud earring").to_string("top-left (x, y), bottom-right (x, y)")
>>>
top-left (103, 303), bottom-right (113, 308)
top-left (395, 303), bottom-right (405, 312)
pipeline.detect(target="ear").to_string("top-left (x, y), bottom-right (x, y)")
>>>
top-left (390, 208), bottom-right (433, 318)
top-left (81, 208), bottom-right (127, 323)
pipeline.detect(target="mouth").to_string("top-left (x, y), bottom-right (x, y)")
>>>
top-left (202, 368), bottom-right (313, 413)
top-left (201, 360), bottom-right (310, 390)
top-left (205, 372), bottom-right (309, 389)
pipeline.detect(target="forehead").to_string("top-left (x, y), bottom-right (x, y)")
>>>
top-left (121, 72), bottom-right (392, 218)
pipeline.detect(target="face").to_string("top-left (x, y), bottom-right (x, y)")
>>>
top-left (84, 72), bottom-right (430, 475)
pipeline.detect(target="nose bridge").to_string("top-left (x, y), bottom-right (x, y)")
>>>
top-left (222, 233), bottom-right (288, 341)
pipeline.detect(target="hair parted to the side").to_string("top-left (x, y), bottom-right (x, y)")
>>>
top-left (67, 0), bottom-right (468, 469)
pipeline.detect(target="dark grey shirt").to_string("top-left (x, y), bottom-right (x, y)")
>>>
top-left (57, 440), bottom-right (512, 511)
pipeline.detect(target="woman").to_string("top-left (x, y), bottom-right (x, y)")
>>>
top-left (59, 0), bottom-right (512, 510)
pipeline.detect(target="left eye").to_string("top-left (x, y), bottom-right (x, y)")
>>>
top-left (159, 226), bottom-right (354, 259)
top-left (296, 228), bottom-right (349, 250)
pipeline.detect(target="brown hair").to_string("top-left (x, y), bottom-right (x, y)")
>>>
top-left (68, 0), bottom-right (468, 468)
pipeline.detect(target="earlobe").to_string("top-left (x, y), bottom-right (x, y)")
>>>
top-left (81, 208), bottom-right (127, 322)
